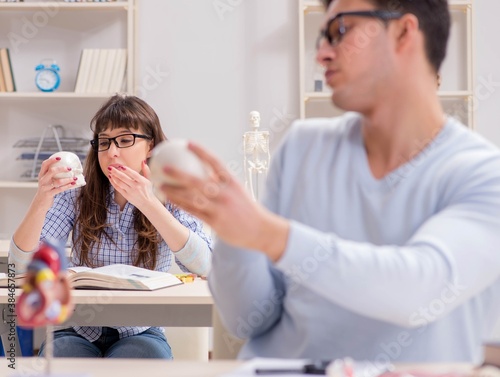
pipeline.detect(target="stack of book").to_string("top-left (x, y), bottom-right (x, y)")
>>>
top-left (0, 48), bottom-right (16, 93)
top-left (74, 48), bottom-right (127, 94)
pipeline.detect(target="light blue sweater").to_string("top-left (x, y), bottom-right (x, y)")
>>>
top-left (209, 113), bottom-right (500, 363)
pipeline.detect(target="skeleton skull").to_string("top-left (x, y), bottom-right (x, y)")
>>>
top-left (249, 111), bottom-right (261, 129)
top-left (50, 151), bottom-right (86, 188)
top-left (148, 139), bottom-right (208, 187)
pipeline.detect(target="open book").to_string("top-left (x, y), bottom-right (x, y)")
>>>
top-left (0, 272), bottom-right (22, 288)
top-left (0, 264), bottom-right (183, 291)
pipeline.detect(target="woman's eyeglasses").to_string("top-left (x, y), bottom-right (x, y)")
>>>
top-left (316, 10), bottom-right (403, 49)
top-left (90, 133), bottom-right (152, 152)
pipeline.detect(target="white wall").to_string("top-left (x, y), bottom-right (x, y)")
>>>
top-left (474, 1), bottom-right (500, 145)
top-left (137, 0), bottom-right (299, 182)
top-left (137, 0), bottom-right (500, 167)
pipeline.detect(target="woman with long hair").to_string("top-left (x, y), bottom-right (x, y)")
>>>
top-left (10, 94), bottom-right (212, 358)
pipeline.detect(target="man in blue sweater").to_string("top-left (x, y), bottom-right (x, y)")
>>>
top-left (162, 0), bottom-right (500, 363)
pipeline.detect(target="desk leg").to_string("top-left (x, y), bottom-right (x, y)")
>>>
top-left (211, 306), bottom-right (244, 360)
top-left (0, 304), bottom-right (22, 358)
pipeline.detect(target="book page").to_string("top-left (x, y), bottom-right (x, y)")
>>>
top-left (88, 264), bottom-right (166, 279)
top-left (67, 266), bottom-right (92, 274)
top-left (0, 272), bottom-right (26, 287)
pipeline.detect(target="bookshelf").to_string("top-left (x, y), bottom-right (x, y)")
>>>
top-left (0, 2), bottom-right (129, 11)
top-left (0, 0), bottom-right (135, 97)
top-left (298, 0), bottom-right (476, 128)
top-left (0, 92), bottom-right (118, 99)
top-left (0, 0), bottom-right (136, 237)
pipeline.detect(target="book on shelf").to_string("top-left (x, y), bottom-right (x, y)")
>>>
top-left (0, 56), bottom-right (6, 92)
top-left (74, 48), bottom-right (127, 94)
top-left (0, 62), bottom-right (7, 92)
top-left (0, 264), bottom-right (184, 291)
top-left (111, 48), bottom-right (127, 92)
top-left (73, 49), bottom-right (86, 93)
top-left (100, 48), bottom-right (116, 93)
top-left (85, 49), bottom-right (99, 93)
top-left (75, 48), bottom-right (96, 93)
top-left (0, 48), bottom-right (16, 92)
top-left (92, 48), bottom-right (108, 92)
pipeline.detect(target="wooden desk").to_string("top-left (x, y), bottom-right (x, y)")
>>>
top-left (0, 280), bottom-right (213, 356)
top-left (0, 358), bottom-right (241, 377)
top-left (63, 280), bottom-right (212, 327)
top-left (0, 359), bottom-right (478, 377)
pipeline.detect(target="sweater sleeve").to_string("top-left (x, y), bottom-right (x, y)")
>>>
top-left (169, 204), bottom-right (213, 275)
top-left (208, 239), bottom-right (286, 339)
top-left (173, 229), bottom-right (212, 275)
top-left (8, 238), bottom-right (37, 274)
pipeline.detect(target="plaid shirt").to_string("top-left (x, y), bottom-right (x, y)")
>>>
top-left (40, 185), bottom-right (212, 342)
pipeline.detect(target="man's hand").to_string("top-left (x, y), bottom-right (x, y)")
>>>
top-left (159, 142), bottom-right (289, 261)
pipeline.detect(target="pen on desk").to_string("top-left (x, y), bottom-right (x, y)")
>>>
top-left (255, 361), bottom-right (328, 375)
top-left (255, 359), bottom-right (391, 376)
top-left (255, 368), bottom-right (310, 374)
top-left (255, 368), bottom-right (306, 375)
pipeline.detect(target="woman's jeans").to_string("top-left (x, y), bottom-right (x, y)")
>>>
top-left (38, 327), bottom-right (173, 359)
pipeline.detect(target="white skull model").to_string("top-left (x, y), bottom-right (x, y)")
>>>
top-left (148, 139), bottom-right (208, 187)
top-left (50, 151), bottom-right (86, 188)
top-left (249, 111), bottom-right (261, 129)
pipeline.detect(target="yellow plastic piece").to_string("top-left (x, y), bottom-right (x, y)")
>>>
top-left (35, 269), bottom-right (56, 285)
top-left (174, 273), bottom-right (197, 283)
top-left (57, 305), bottom-right (69, 323)
top-left (22, 283), bottom-right (34, 293)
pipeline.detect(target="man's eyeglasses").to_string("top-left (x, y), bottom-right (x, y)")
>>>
top-left (90, 133), bottom-right (152, 152)
top-left (316, 10), bottom-right (403, 49)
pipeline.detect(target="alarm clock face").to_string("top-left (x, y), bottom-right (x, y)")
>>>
top-left (36, 69), bottom-right (60, 92)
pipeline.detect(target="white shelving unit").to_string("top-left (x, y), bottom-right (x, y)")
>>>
top-left (0, 92), bottom-right (124, 99)
top-left (298, 0), bottom-right (475, 128)
top-left (0, 2), bottom-right (128, 10)
top-left (0, 0), bottom-right (136, 236)
top-left (0, 0), bottom-right (135, 101)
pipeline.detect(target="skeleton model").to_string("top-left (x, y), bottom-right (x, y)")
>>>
top-left (243, 111), bottom-right (270, 201)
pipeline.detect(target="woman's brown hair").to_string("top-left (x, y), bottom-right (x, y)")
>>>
top-left (73, 95), bottom-right (167, 269)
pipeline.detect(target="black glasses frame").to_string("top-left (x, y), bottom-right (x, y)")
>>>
top-left (90, 133), bottom-right (152, 152)
top-left (316, 10), bottom-right (403, 49)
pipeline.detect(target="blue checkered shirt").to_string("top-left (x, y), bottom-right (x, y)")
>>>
top-left (39, 185), bottom-right (212, 342)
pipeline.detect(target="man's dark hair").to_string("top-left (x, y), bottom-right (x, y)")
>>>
top-left (321, 0), bottom-right (450, 73)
